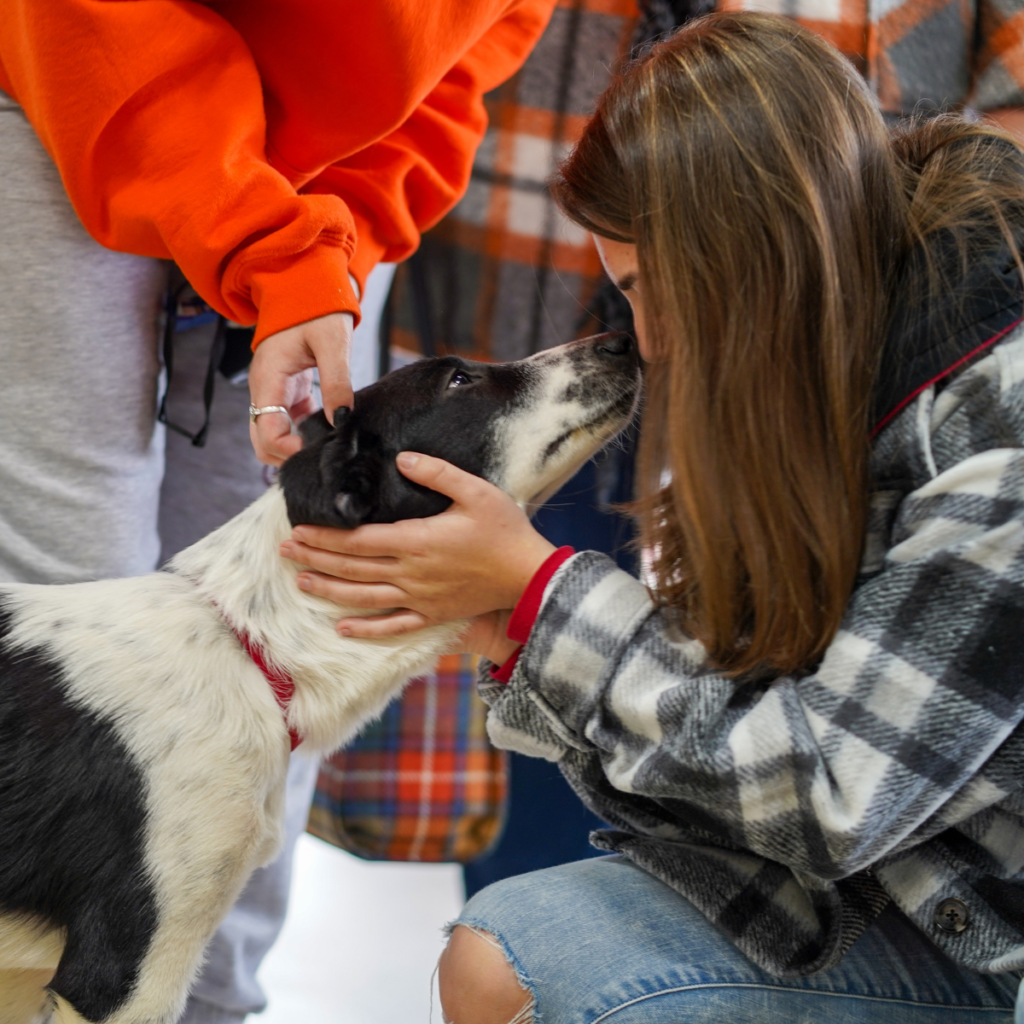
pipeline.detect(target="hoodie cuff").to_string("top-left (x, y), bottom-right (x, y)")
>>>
top-left (249, 246), bottom-right (362, 346)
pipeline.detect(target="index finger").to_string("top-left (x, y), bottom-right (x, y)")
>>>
top-left (306, 311), bottom-right (356, 421)
top-left (290, 520), bottom-right (418, 558)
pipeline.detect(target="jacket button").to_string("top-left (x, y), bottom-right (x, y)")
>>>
top-left (934, 897), bottom-right (970, 934)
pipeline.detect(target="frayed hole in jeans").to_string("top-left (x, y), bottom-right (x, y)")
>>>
top-left (433, 924), bottom-right (536, 1024)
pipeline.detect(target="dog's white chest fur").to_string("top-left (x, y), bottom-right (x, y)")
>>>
top-left (0, 333), bottom-right (639, 1024)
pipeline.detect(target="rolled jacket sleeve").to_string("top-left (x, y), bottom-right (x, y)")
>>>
top-left (0, 0), bottom-right (362, 341)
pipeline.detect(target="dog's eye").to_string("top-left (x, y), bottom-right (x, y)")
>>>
top-left (447, 372), bottom-right (473, 389)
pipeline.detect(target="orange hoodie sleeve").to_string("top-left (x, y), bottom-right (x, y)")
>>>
top-left (306, 0), bottom-right (555, 292)
top-left (0, 0), bottom-right (553, 344)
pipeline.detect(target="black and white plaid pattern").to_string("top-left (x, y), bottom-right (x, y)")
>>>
top-left (480, 326), bottom-right (1024, 978)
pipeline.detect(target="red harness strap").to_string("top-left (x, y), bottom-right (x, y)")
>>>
top-left (233, 629), bottom-right (302, 752)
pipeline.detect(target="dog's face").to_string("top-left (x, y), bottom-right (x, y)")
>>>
top-left (279, 332), bottom-right (641, 528)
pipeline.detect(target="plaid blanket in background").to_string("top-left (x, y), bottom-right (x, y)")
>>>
top-left (383, 0), bottom-right (1024, 370)
top-left (385, 0), bottom-right (641, 363)
top-left (308, 655), bottom-right (507, 862)
top-left (719, 0), bottom-right (1024, 115)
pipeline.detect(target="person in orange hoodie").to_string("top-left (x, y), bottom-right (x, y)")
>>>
top-left (0, 2), bottom-right (554, 1020)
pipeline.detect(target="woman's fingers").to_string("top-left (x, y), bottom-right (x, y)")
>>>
top-left (249, 411), bottom-right (300, 467)
top-left (336, 610), bottom-right (435, 639)
top-left (304, 312), bottom-right (355, 421)
top-left (290, 521), bottom-right (414, 559)
top-left (296, 571), bottom-right (408, 609)
top-left (282, 453), bottom-right (550, 621)
top-left (286, 456), bottom-right (508, 562)
top-left (249, 316), bottom-right (353, 465)
top-left (281, 540), bottom-right (397, 581)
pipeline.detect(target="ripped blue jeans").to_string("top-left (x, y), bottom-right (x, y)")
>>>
top-left (450, 856), bottom-right (1019, 1024)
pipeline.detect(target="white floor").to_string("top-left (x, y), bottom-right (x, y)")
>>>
top-left (256, 835), bottom-right (464, 1024)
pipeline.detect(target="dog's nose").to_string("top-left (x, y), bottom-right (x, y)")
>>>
top-left (593, 332), bottom-right (636, 361)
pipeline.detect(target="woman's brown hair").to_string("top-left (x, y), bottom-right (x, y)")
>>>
top-left (553, 12), bottom-right (1024, 676)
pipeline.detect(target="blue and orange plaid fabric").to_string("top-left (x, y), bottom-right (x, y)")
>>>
top-left (307, 654), bottom-right (507, 862)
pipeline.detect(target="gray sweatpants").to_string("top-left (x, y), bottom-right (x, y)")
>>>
top-left (0, 92), bottom-right (166, 583)
top-left (0, 91), bottom-right (313, 1022)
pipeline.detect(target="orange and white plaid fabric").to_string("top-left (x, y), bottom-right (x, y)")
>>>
top-left (720, 0), bottom-right (1024, 115)
top-left (308, 655), bottom-right (506, 862)
top-left (386, 0), bottom-right (640, 363)
top-left (385, 0), bottom-right (1024, 366)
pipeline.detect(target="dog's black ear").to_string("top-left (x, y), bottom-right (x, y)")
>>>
top-left (280, 402), bottom-right (451, 528)
top-left (281, 406), bottom-right (373, 528)
top-left (328, 419), bottom-right (391, 526)
top-left (300, 407), bottom-right (354, 447)
top-left (298, 409), bottom-right (333, 446)
top-left (333, 474), bottom-right (375, 528)
top-left (323, 420), bottom-right (383, 528)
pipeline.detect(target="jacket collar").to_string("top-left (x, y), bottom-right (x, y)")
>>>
top-left (872, 228), bottom-right (1024, 435)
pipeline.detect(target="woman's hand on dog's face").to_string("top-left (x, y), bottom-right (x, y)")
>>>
top-left (279, 452), bottom-right (556, 637)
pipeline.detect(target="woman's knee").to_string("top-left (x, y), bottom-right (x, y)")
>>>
top-left (438, 924), bottom-right (533, 1024)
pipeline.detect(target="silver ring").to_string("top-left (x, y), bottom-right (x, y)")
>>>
top-left (249, 404), bottom-right (290, 425)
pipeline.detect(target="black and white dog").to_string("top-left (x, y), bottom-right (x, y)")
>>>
top-left (0, 333), bottom-right (639, 1024)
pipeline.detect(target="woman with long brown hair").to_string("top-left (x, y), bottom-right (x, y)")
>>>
top-left (282, 13), bottom-right (1024, 1021)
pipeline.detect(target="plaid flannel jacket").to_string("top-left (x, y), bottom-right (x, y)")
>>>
top-left (720, 0), bottom-right (1024, 116)
top-left (480, 322), bottom-right (1024, 978)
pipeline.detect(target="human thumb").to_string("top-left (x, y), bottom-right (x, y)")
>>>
top-left (395, 452), bottom-right (487, 506)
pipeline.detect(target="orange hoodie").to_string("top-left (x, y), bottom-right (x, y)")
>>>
top-left (0, 0), bottom-right (555, 343)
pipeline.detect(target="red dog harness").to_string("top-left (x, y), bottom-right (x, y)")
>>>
top-left (233, 629), bottom-right (302, 751)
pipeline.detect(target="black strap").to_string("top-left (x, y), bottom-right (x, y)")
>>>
top-left (378, 270), bottom-right (395, 380)
top-left (157, 286), bottom-right (227, 448)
